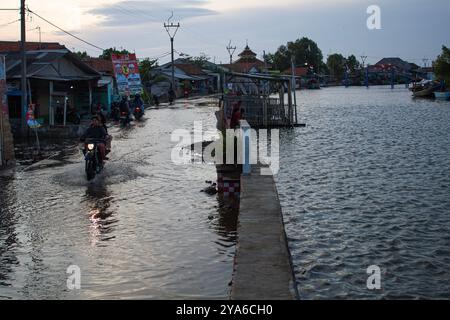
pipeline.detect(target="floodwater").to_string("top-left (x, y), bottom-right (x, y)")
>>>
top-left (0, 98), bottom-right (238, 300)
top-left (277, 86), bottom-right (450, 299)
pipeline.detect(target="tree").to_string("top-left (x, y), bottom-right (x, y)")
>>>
top-left (434, 45), bottom-right (450, 86)
top-left (266, 45), bottom-right (291, 72)
top-left (138, 58), bottom-right (158, 83)
top-left (346, 55), bottom-right (361, 73)
top-left (74, 51), bottom-right (90, 60)
top-left (185, 53), bottom-right (211, 69)
top-left (267, 37), bottom-right (324, 73)
top-left (99, 47), bottom-right (131, 60)
top-left (327, 53), bottom-right (347, 80)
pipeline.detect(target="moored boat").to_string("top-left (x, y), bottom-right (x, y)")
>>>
top-left (412, 81), bottom-right (441, 98)
top-left (434, 91), bottom-right (450, 101)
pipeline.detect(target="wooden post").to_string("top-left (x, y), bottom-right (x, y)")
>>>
top-left (88, 81), bottom-right (92, 113)
top-left (263, 97), bottom-right (268, 127)
top-left (287, 79), bottom-right (293, 126)
top-left (27, 78), bottom-right (32, 105)
top-left (49, 81), bottom-right (54, 126)
top-left (63, 95), bottom-right (67, 126)
top-left (0, 104), bottom-right (3, 165)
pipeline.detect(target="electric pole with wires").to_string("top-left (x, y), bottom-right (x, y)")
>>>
top-left (164, 12), bottom-right (180, 90)
top-left (226, 40), bottom-right (236, 66)
top-left (20, 0), bottom-right (27, 132)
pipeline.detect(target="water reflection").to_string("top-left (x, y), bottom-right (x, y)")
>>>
top-left (83, 183), bottom-right (118, 246)
top-left (0, 177), bottom-right (19, 289)
top-left (207, 194), bottom-right (239, 256)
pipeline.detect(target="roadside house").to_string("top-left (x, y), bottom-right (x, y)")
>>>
top-left (83, 57), bottom-right (115, 112)
top-left (0, 41), bottom-right (101, 133)
top-left (152, 58), bottom-right (217, 98)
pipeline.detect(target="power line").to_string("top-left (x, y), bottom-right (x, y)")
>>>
top-left (26, 8), bottom-right (105, 51)
top-left (0, 19), bottom-right (20, 28)
top-left (147, 52), bottom-right (171, 60)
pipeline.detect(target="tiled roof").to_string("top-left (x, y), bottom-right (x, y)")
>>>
top-left (0, 41), bottom-right (66, 53)
top-left (83, 58), bottom-right (114, 74)
top-left (283, 67), bottom-right (308, 76)
top-left (238, 45), bottom-right (257, 58)
top-left (375, 58), bottom-right (413, 71)
top-left (225, 60), bottom-right (266, 73)
top-left (174, 63), bottom-right (206, 76)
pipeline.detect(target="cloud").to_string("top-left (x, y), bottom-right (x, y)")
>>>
top-left (88, 0), bottom-right (218, 27)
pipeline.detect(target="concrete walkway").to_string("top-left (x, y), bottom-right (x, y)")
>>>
top-left (230, 165), bottom-right (298, 300)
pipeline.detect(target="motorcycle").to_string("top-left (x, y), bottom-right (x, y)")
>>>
top-left (83, 139), bottom-right (104, 181)
top-left (119, 111), bottom-right (131, 127)
top-left (111, 102), bottom-right (121, 122)
top-left (153, 95), bottom-right (160, 107)
top-left (133, 106), bottom-right (144, 121)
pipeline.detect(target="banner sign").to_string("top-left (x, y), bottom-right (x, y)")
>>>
top-left (0, 55), bottom-right (8, 115)
top-left (111, 53), bottom-right (142, 96)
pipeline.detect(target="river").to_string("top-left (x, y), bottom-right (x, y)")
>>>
top-left (277, 86), bottom-right (450, 299)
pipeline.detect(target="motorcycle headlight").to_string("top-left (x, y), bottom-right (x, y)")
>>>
top-left (87, 144), bottom-right (95, 150)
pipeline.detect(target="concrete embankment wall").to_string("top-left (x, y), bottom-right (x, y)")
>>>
top-left (0, 111), bottom-right (15, 166)
top-left (230, 165), bottom-right (298, 300)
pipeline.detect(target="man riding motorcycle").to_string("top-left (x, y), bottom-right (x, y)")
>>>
top-left (80, 116), bottom-right (108, 164)
top-left (132, 94), bottom-right (145, 114)
top-left (132, 94), bottom-right (144, 120)
top-left (119, 96), bottom-right (131, 125)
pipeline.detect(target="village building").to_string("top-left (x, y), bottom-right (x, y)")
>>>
top-left (83, 57), bottom-right (116, 112)
top-left (369, 57), bottom-right (420, 76)
top-left (151, 58), bottom-right (219, 98)
top-left (222, 44), bottom-right (268, 74)
top-left (0, 41), bottom-right (102, 133)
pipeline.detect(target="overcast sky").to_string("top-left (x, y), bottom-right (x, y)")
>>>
top-left (1, 0), bottom-right (449, 65)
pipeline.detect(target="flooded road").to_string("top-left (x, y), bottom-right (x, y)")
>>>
top-left (0, 98), bottom-right (238, 299)
top-left (277, 86), bottom-right (450, 299)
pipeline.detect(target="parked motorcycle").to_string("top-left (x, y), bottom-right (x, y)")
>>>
top-left (83, 139), bottom-right (104, 181)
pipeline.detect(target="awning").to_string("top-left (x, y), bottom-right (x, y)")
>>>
top-left (97, 79), bottom-right (112, 87)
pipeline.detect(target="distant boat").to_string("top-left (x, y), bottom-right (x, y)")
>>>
top-left (434, 91), bottom-right (450, 101)
top-left (412, 80), bottom-right (441, 98)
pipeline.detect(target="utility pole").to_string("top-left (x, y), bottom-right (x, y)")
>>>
top-left (361, 55), bottom-right (368, 88)
top-left (226, 40), bottom-right (236, 66)
top-left (164, 12), bottom-right (180, 90)
top-left (360, 55), bottom-right (368, 69)
top-left (422, 58), bottom-right (429, 68)
top-left (291, 56), bottom-right (298, 124)
top-left (20, 0), bottom-right (27, 132)
top-left (37, 26), bottom-right (41, 48)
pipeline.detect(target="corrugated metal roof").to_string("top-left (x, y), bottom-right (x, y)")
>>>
top-left (4, 49), bottom-right (100, 81)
